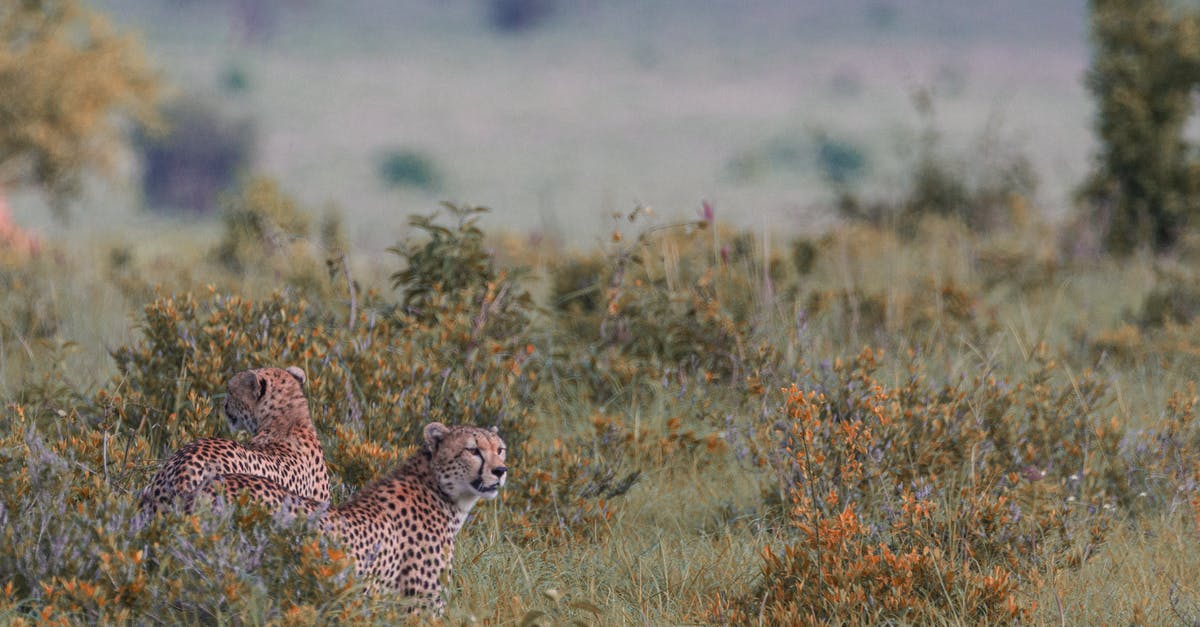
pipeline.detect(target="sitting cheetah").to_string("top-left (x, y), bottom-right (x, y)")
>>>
top-left (191, 422), bottom-right (507, 614)
top-left (137, 366), bottom-right (331, 520)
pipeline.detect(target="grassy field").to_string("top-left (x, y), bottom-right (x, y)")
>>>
top-left (4, 183), bottom-right (1200, 623)
top-left (10, 2), bottom-right (1200, 625)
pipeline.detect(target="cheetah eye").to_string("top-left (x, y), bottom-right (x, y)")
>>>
top-left (467, 447), bottom-right (480, 455)
top-left (257, 376), bottom-right (268, 400)
top-left (498, 447), bottom-right (506, 455)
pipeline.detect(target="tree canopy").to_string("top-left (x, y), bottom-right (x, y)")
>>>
top-left (0, 0), bottom-right (160, 214)
top-left (1082, 0), bottom-right (1200, 253)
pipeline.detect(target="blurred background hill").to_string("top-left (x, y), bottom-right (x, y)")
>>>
top-left (12, 0), bottom-right (1090, 249)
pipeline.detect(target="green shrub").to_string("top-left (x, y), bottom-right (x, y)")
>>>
top-left (789, 237), bottom-right (818, 276)
top-left (1080, 0), bottom-right (1200, 254)
top-left (210, 177), bottom-right (325, 290)
top-left (547, 215), bottom-right (782, 393)
top-left (0, 261), bottom-right (61, 344)
top-left (550, 256), bottom-right (605, 315)
top-left (1138, 264), bottom-right (1200, 328)
top-left (814, 132), bottom-right (867, 185)
top-left (389, 203), bottom-right (531, 331)
top-left (835, 91), bottom-right (1036, 236)
top-left (488, 0), bottom-right (557, 33)
top-left (377, 149), bottom-right (441, 191)
top-left (803, 279), bottom-right (995, 349)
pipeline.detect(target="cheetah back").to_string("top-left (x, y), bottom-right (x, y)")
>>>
top-left (138, 366), bottom-right (330, 518)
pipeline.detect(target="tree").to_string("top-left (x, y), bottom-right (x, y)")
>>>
top-left (1080, 0), bottom-right (1200, 254)
top-left (0, 0), bottom-right (160, 216)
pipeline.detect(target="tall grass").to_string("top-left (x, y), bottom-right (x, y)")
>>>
top-left (2, 183), bottom-right (1200, 623)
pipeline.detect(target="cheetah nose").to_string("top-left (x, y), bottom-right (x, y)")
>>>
top-left (492, 466), bottom-right (507, 478)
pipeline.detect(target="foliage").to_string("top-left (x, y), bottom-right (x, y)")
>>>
top-left (814, 131), bottom-right (867, 186)
top-left (714, 346), bottom-right (1141, 623)
top-left (211, 177), bottom-right (316, 277)
top-left (804, 277), bottom-right (996, 349)
top-left (1080, 0), bottom-right (1200, 254)
top-left (1138, 264), bottom-right (1200, 328)
top-left (0, 400), bottom-right (396, 624)
top-left (389, 203), bottom-right (495, 310)
top-left (138, 95), bottom-right (256, 214)
top-left (377, 149), bottom-right (441, 191)
top-left (220, 63), bottom-right (251, 93)
top-left (1082, 260), bottom-right (1200, 365)
top-left (837, 91), bottom-right (1037, 236)
top-left (545, 211), bottom-right (783, 397)
top-left (500, 413), bottom-right (724, 545)
top-left (0, 0), bottom-right (159, 213)
top-left (488, 0), bottom-right (557, 33)
top-left (388, 203), bottom-right (532, 339)
top-left (549, 256), bottom-right (605, 316)
top-left (100, 287), bottom-right (540, 484)
top-left (0, 260), bottom-right (61, 346)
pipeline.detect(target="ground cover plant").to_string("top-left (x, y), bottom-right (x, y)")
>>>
top-left (3, 180), bottom-right (1200, 624)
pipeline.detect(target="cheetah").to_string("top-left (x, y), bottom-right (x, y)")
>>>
top-left (137, 366), bottom-right (331, 520)
top-left (191, 422), bottom-right (507, 614)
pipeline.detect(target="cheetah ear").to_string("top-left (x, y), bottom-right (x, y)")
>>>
top-left (285, 366), bottom-right (306, 386)
top-left (489, 425), bottom-right (499, 434)
top-left (424, 422), bottom-right (449, 451)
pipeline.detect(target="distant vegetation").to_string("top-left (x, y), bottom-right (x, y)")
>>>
top-left (488, 0), bottom-right (558, 33)
top-left (814, 132), bottom-right (867, 186)
top-left (138, 96), bottom-right (256, 214)
top-left (1080, 0), bottom-right (1200, 254)
top-left (0, 0), bottom-right (159, 214)
top-left (377, 149), bottom-right (441, 191)
top-left (831, 89), bottom-right (1037, 237)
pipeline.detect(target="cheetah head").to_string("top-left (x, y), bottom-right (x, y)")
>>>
top-left (425, 422), bottom-right (507, 508)
top-left (223, 366), bottom-right (308, 434)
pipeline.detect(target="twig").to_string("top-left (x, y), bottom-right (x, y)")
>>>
top-left (343, 373), bottom-right (362, 427)
top-left (332, 253), bottom-right (362, 426)
top-left (339, 253), bottom-right (357, 332)
top-left (472, 282), bottom-right (509, 343)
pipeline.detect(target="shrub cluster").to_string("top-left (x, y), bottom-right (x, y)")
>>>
top-left (711, 342), bottom-right (1200, 622)
top-left (834, 91), bottom-right (1037, 238)
top-left (0, 203), bottom-right (552, 621)
top-left (7, 189), bottom-right (1200, 622)
top-left (544, 212), bottom-right (785, 408)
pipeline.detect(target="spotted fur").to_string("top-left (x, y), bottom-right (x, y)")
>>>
top-left (137, 366), bottom-right (330, 520)
top-left (192, 422), bottom-right (507, 614)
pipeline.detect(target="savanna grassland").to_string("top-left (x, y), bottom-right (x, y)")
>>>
top-left (5, 184), bottom-right (1200, 624)
top-left (7, 1), bottom-right (1200, 626)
